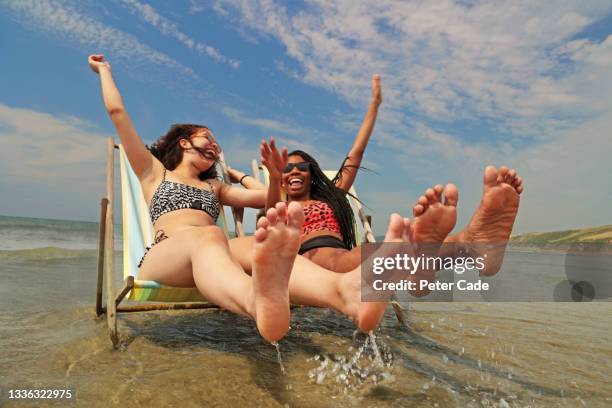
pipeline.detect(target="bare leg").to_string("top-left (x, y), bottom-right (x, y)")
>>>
top-left (229, 235), bottom-right (256, 273)
top-left (138, 226), bottom-right (254, 317)
top-left (138, 201), bottom-right (303, 342)
top-left (233, 213), bottom-right (413, 332)
top-left (338, 213), bottom-right (412, 331)
top-left (230, 237), bottom-right (363, 273)
top-left (302, 246), bottom-right (362, 272)
top-left (229, 237), bottom-right (359, 310)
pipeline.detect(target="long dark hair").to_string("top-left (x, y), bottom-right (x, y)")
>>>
top-left (288, 150), bottom-right (357, 249)
top-left (148, 123), bottom-right (218, 181)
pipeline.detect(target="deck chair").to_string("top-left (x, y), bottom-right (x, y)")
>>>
top-left (95, 139), bottom-right (246, 348)
top-left (252, 160), bottom-right (407, 324)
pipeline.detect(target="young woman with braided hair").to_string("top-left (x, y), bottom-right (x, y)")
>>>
top-left (229, 73), bottom-right (523, 276)
top-left (228, 75), bottom-right (395, 273)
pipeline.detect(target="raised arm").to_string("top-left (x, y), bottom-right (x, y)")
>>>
top-left (335, 74), bottom-right (382, 192)
top-left (226, 167), bottom-right (266, 190)
top-left (88, 54), bottom-right (162, 182)
top-left (217, 138), bottom-right (287, 210)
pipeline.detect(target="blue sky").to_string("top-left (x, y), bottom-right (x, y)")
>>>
top-left (1, 0), bottom-right (611, 235)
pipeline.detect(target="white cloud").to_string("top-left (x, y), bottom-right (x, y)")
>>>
top-left (0, 103), bottom-right (110, 221)
top-left (3, 0), bottom-right (195, 77)
top-left (214, 0), bottom-right (611, 132)
top-left (221, 106), bottom-right (307, 138)
top-left (211, 0), bottom-right (612, 234)
top-left (119, 0), bottom-right (241, 69)
top-left (220, 106), bottom-right (348, 167)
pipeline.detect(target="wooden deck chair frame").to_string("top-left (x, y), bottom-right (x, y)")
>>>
top-left (95, 138), bottom-right (247, 348)
top-left (252, 160), bottom-right (407, 324)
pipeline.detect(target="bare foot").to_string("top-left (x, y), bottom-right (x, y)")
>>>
top-left (412, 184), bottom-right (458, 244)
top-left (458, 166), bottom-right (523, 275)
top-left (339, 213), bottom-right (412, 332)
top-left (251, 201), bottom-right (304, 342)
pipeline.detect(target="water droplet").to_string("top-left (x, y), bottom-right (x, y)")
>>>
top-left (271, 341), bottom-right (285, 374)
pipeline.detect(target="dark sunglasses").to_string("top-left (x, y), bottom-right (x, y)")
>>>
top-left (283, 162), bottom-right (310, 173)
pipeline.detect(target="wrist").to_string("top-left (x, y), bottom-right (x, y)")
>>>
top-left (239, 174), bottom-right (249, 186)
top-left (99, 63), bottom-right (112, 72)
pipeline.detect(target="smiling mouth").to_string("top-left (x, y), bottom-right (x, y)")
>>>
top-left (288, 177), bottom-right (304, 188)
top-left (201, 149), bottom-right (218, 159)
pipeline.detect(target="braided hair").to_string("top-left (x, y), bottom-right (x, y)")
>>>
top-left (148, 124), bottom-right (219, 181)
top-left (288, 150), bottom-right (357, 249)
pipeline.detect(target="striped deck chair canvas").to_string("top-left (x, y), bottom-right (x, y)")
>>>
top-left (118, 146), bottom-right (233, 302)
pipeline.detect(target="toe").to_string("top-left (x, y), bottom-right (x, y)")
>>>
top-left (425, 188), bottom-right (436, 203)
top-left (413, 204), bottom-right (424, 217)
top-left (286, 201), bottom-right (305, 228)
top-left (434, 184), bottom-right (444, 201)
top-left (443, 183), bottom-right (459, 207)
top-left (498, 166), bottom-right (509, 183)
top-left (385, 213), bottom-right (404, 241)
top-left (257, 215), bottom-right (270, 230)
top-left (274, 201), bottom-right (288, 223)
top-left (506, 170), bottom-right (517, 184)
top-left (401, 217), bottom-right (412, 242)
top-left (517, 185), bottom-right (524, 194)
top-left (418, 195), bottom-right (429, 211)
top-left (405, 218), bottom-right (415, 244)
top-left (265, 207), bottom-right (279, 225)
top-left (483, 165), bottom-right (498, 187)
top-left (254, 226), bottom-right (268, 242)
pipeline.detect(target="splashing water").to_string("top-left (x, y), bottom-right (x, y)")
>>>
top-left (271, 341), bottom-right (285, 374)
top-left (307, 331), bottom-right (394, 393)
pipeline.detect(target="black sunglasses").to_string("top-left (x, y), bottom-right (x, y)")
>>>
top-left (283, 162), bottom-right (310, 173)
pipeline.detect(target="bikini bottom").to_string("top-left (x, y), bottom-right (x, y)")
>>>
top-left (298, 235), bottom-right (349, 255)
top-left (138, 230), bottom-right (169, 268)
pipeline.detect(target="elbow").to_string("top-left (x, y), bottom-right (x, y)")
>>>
top-left (107, 106), bottom-right (125, 118)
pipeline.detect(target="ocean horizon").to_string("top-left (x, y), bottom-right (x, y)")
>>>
top-left (1, 214), bottom-right (611, 406)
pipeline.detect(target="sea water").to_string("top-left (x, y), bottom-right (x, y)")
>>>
top-left (1, 215), bottom-right (611, 407)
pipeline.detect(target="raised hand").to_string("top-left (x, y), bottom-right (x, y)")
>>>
top-left (260, 137), bottom-right (288, 180)
top-left (88, 54), bottom-right (111, 74)
top-left (371, 74), bottom-right (382, 106)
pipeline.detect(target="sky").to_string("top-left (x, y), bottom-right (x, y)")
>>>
top-left (0, 0), bottom-right (611, 235)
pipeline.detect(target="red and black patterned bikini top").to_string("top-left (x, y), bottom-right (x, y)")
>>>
top-left (301, 201), bottom-right (342, 239)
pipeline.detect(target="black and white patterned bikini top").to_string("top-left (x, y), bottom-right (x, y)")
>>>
top-left (149, 169), bottom-right (220, 225)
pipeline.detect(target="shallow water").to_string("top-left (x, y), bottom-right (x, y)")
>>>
top-left (1, 216), bottom-right (611, 407)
